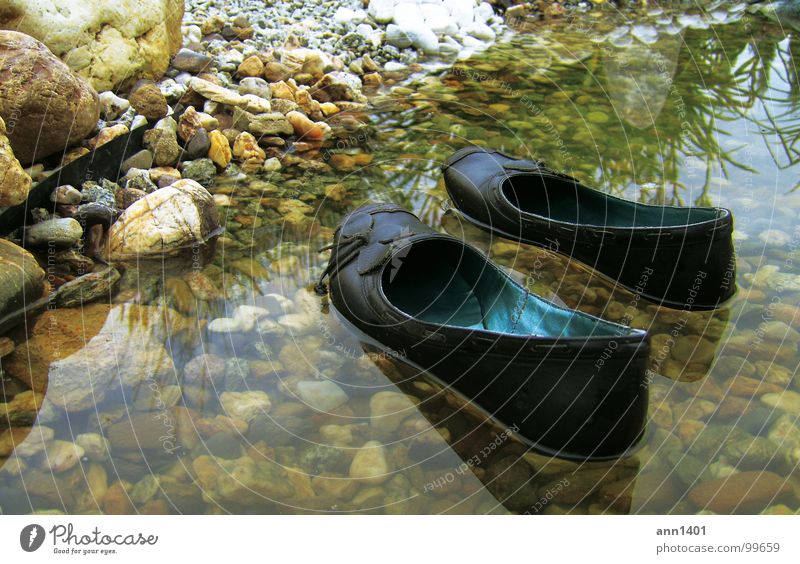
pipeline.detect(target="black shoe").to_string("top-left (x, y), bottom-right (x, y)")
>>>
top-left (442, 147), bottom-right (736, 310)
top-left (316, 203), bottom-right (650, 460)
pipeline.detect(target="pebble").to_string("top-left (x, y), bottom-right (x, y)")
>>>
top-left (45, 440), bottom-right (84, 473)
top-left (762, 390), bottom-right (800, 413)
top-left (182, 158), bottom-right (217, 186)
top-left (24, 218), bottom-right (83, 248)
top-left (172, 48), bottom-right (212, 73)
top-left (207, 129), bottom-right (232, 168)
top-left (129, 80), bottom-right (168, 121)
top-left (75, 433), bottom-right (112, 462)
top-left (349, 440), bottom-right (391, 484)
top-left (98, 91), bottom-right (130, 121)
top-left (369, 391), bottom-right (417, 433)
top-left (296, 380), bottom-right (349, 412)
top-left (50, 185), bottom-right (82, 205)
top-left (219, 391), bottom-right (272, 422)
top-left (121, 149), bottom-right (155, 173)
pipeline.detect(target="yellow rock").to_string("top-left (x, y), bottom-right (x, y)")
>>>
top-left (207, 129), bottom-right (232, 168)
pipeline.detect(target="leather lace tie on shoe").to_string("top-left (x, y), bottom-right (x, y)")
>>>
top-left (314, 233), bottom-right (368, 295)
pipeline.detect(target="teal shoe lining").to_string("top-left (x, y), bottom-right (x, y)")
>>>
top-left (383, 239), bottom-right (629, 337)
top-left (503, 176), bottom-right (720, 228)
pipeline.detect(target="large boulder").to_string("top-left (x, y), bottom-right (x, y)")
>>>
top-left (0, 31), bottom-right (99, 164)
top-left (103, 179), bottom-right (220, 260)
top-left (0, 239), bottom-right (45, 334)
top-left (0, 115), bottom-right (31, 206)
top-left (0, 0), bottom-right (184, 92)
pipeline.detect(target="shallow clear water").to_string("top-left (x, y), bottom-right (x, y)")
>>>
top-left (2, 3), bottom-right (800, 514)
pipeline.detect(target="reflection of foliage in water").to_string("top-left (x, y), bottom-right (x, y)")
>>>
top-left (367, 11), bottom-right (798, 209)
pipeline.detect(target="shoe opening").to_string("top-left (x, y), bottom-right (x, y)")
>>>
top-left (382, 238), bottom-right (633, 338)
top-left (502, 175), bottom-right (722, 228)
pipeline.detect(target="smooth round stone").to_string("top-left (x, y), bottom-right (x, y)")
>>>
top-left (24, 218), bottom-right (82, 247)
top-left (50, 185), bottom-right (82, 205)
top-left (296, 380), bottom-right (349, 412)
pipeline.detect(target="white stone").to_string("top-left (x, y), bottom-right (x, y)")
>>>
top-left (98, 91), bottom-right (130, 121)
top-left (475, 2), bottom-right (494, 24)
top-left (465, 22), bottom-right (496, 41)
top-left (334, 7), bottom-right (367, 24)
top-left (445, 0), bottom-right (476, 28)
top-left (368, 0), bottom-right (395, 24)
top-left (296, 380), bottom-right (349, 412)
top-left (393, 3), bottom-right (425, 27)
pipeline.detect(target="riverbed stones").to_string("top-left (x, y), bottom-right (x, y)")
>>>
top-left (24, 218), bottom-right (83, 248)
top-left (129, 80), bottom-right (168, 121)
top-left (75, 433), bottom-right (112, 462)
top-left (310, 71), bottom-right (366, 102)
top-left (296, 380), bottom-right (349, 412)
top-left (172, 48), bottom-right (211, 74)
top-left (0, 31), bottom-right (100, 164)
top-left (687, 471), bottom-right (792, 513)
top-left (349, 440), bottom-right (391, 484)
top-left (219, 391), bottom-right (271, 422)
top-left (0, 116), bottom-right (31, 206)
top-left (182, 158), bottom-right (216, 186)
top-left (104, 179), bottom-right (219, 260)
top-left (369, 391), bottom-right (417, 433)
top-left (50, 185), bottom-right (82, 205)
top-left (50, 266), bottom-right (121, 307)
top-left (143, 126), bottom-right (181, 167)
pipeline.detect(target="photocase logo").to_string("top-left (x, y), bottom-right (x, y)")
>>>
top-left (20, 524), bottom-right (45, 552)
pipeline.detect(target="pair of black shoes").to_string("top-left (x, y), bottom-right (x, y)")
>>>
top-left (317, 148), bottom-right (736, 461)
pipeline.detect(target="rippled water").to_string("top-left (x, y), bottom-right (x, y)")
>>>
top-left (2, 3), bottom-right (800, 514)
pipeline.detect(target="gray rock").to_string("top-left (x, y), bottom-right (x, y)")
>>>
top-left (238, 77), bottom-right (271, 99)
top-left (172, 48), bottom-right (212, 73)
top-left (121, 149), bottom-right (154, 174)
top-left (185, 128), bottom-right (211, 160)
top-left (24, 218), bottom-right (82, 247)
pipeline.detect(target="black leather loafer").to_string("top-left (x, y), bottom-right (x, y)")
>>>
top-left (317, 203), bottom-right (650, 460)
top-left (442, 147), bottom-right (736, 310)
